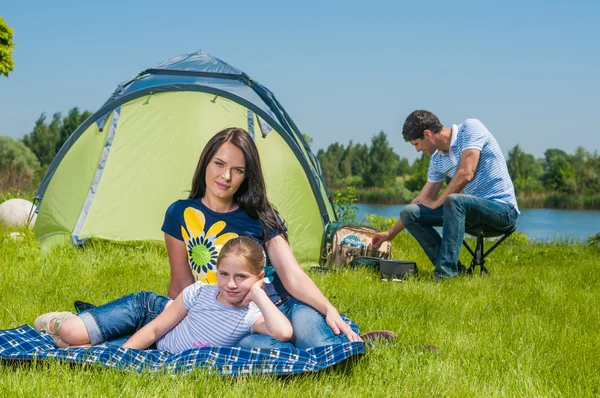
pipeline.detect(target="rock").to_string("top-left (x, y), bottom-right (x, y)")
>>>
top-left (0, 198), bottom-right (37, 227)
top-left (9, 232), bottom-right (25, 240)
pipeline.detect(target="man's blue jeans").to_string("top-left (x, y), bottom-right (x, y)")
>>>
top-left (236, 298), bottom-right (360, 349)
top-left (78, 291), bottom-right (170, 346)
top-left (400, 194), bottom-right (518, 278)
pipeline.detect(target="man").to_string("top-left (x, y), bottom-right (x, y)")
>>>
top-left (372, 110), bottom-right (519, 279)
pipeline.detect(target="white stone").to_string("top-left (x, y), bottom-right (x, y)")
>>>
top-left (9, 232), bottom-right (25, 240)
top-left (0, 198), bottom-right (37, 227)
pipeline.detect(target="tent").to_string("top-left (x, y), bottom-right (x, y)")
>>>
top-left (34, 49), bottom-right (335, 262)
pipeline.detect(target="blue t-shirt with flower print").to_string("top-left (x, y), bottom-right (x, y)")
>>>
top-left (161, 199), bottom-right (289, 304)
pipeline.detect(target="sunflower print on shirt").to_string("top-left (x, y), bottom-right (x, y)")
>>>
top-left (180, 207), bottom-right (238, 284)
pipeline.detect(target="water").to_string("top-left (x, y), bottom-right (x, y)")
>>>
top-left (355, 204), bottom-right (600, 242)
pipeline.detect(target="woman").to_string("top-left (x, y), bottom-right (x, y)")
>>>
top-left (162, 127), bottom-right (364, 349)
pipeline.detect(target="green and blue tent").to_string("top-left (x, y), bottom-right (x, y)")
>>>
top-left (34, 49), bottom-right (335, 262)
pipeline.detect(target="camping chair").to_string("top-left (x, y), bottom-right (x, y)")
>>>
top-left (462, 224), bottom-right (516, 276)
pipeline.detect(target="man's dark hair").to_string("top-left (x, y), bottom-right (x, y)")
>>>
top-left (402, 110), bottom-right (443, 141)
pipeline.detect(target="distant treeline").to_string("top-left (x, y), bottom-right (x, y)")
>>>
top-left (316, 131), bottom-right (600, 209)
top-left (2, 113), bottom-right (599, 209)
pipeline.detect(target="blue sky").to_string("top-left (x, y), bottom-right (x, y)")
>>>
top-left (1, 1), bottom-right (599, 161)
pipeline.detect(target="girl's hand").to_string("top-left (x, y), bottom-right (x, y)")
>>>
top-left (325, 307), bottom-right (362, 343)
top-left (241, 279), bottom-right (264, 306)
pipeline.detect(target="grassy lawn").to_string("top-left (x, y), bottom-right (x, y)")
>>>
top-left (1, 225), bottom-right (599, 397)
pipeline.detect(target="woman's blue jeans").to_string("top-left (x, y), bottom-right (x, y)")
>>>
top-left (400, 194), bottom-right (518, 279)
top-left (78, 291), bottom-right (170, 346)
top-left (235, 298), bottom-right (360, 349)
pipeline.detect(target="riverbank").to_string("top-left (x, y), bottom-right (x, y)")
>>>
top-left (355, 204), bottom-right (600, 243)
top-left (354, 188), bottom-right (600, 210)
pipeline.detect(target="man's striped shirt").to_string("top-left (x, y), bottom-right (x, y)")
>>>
top-left (427, 119), bottom-right (519, 212)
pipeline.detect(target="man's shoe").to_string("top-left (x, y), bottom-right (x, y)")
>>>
top-left (360, 330), bottom-right (397, 343)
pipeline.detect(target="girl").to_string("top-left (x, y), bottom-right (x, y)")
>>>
top-left (34, 237), bottom-right (293, 352)
top-left (162, 127), bottom-right (373, 349)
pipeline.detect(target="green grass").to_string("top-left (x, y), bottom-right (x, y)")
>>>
top-left (1, 225), bottom-right (599, 397)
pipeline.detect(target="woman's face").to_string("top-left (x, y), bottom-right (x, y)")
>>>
top-left (216, 256), bottom-right (260, 307)
top-left (204, 142), bottom-right (246, 204)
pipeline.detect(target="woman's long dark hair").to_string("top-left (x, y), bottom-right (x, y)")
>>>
top-left (189, 128), bottom-right (288, 241)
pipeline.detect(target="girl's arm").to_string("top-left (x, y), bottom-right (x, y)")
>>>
top-left (245, 282), bottom-right (293, 341)
top-left (122, 294), bottom-right (188, 350)
top-left (165, 233), bottom-right (194, 299)
top-left (265, 235), bottom-right (362, 342)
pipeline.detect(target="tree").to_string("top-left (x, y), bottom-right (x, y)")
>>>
top-left (0, 16), bottom-right (16, 77)
top-left (583, 150), bottom-right (600, 194)
top-left (22, 113), bottom-right (61, 167)
top-left (301, 133), bottom-right (313, 148)
top-left (364, 131), bottom-right (397, 188)
top-left (543, 149), bottom-right (569, 169)
top-left (349, 142), bottom-right (370, 181)
top-left (396, 157), bottom-right (410, 176)
top-left (507, 145), bottom-right (525, 180)
top-left (21, 107), bottom-right (92, 168)
top-left (507, 145), bottom-right (543, 194)
top-left (542, 149), bottom-right (576, 193)
top-left (405, 153), bottom-right (430, 192)
top-left (337, 141), bottom-right (353, 180)
top-left (569, 146), bottom-right (599, 195)
top-left (57, 107), bottom-right (91, 153)
top-left (317, 142), bottom-right (346, 189)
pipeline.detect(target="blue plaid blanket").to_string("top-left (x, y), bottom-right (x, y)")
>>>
top-left (0, 325), bottom-right (365, 375)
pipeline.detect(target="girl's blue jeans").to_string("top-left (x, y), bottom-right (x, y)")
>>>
top-left (78, 291), bottom-right (170, 346)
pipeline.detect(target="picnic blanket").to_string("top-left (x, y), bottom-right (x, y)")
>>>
top-left (0, 325), bottom-right (365, 375)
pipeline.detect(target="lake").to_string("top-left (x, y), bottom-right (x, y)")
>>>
top-left (355, 204), bottom-right (600, 243)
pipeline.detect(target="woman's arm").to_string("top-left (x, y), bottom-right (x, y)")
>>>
top-left (245, 282), bottom-right (293, 341)
top-left (122, 294), bottom-right (188, 350)
top-left (265, 235), bottom-right (361, 342)
top-left (165, 233), bottom-right (194, 299)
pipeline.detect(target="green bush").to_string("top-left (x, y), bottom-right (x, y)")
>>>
top-left (364, 213), bottom-right (396, 231)
top-left (508, 231), bottom-right (529, 245)
top-left (518, 193), bottom-right (600, 210)
top-left (0, 136), bottom-right (41, 192)
top-left (342, 175), bottom-right (364, 187)
top-left (356, 182), bottom-right (414, 204)
top-left (0, 136), bottom-right (40, 173)
top-left (332, 186), bottom-right (358, 223)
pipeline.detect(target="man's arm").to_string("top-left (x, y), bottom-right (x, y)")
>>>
top-left (423, 148), bottom-right (481, 209)
top-left (413, 180), bottom-right (444, 206)
top-left (372, 180), bottom-right (443, 248)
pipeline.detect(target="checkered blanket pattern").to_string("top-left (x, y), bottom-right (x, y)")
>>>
top-left (0, 325), bottom-right (365, 375)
